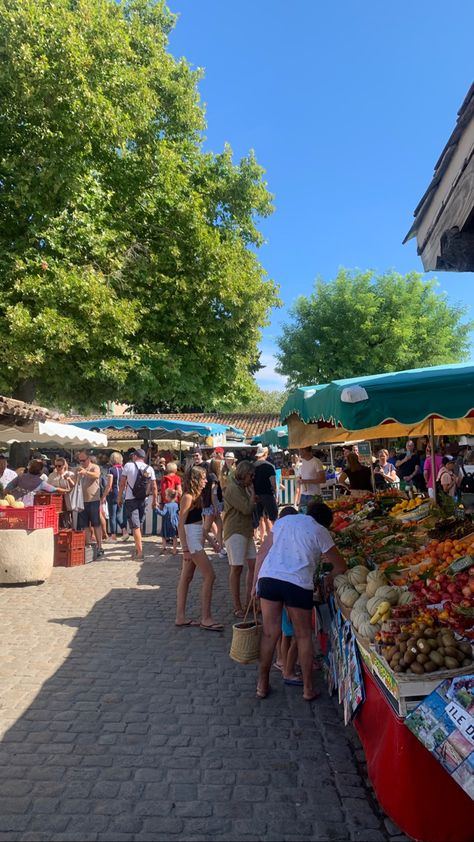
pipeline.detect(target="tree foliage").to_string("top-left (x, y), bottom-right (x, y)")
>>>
top-left (276, 269), bottom-right (472, 386)
top-left (0, 0), bottom-right (278, 409)
top-left (222, 387), bottom-right (288, 415)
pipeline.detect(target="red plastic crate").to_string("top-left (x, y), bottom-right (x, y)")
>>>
top-left (0, 505), bottom-right (59, 534)
top-left (55, 529), bottom-right (85, 549)
top-left (35, 492), bottom-right (64, 513)
top-left (54, 545), bottom-right (85, 567)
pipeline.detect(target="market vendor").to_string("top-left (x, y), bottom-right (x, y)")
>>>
top-left (4, 458), bottom-right (65, 503)
top-left (294, 446), bottom-right (326, 508)
top-left (338, 452), bottom-right (373, 493)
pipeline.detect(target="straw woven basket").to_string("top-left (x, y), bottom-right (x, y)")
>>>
top-left (229, 599), bottom-right (262, 664)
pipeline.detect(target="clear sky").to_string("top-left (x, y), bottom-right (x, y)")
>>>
top-left (168, 1), bottom-right (474, 390)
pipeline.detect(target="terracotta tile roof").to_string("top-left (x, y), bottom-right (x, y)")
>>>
top-left (0, 396), bottom-right (56, 424)
top-left (65, 413), bottom-right (280, 442)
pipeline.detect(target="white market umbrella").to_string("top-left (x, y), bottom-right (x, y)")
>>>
top-left (0, 419), bottom-right (108, 448)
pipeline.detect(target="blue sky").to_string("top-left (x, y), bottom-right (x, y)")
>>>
top-left (168, 1), bottom-right (474, 390)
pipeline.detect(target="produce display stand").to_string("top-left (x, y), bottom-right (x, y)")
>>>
top-left (0, 504), bottom-right (59, 534)
top-left (354, 661), bottom-right (474, 842)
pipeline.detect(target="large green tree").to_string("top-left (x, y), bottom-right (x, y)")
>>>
top-left (0, 0), bottom-right (278, 409)
top-left (276, 269), bottom-right (472, 386)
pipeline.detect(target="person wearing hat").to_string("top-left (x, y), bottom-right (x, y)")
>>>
top-left (221, 452), bottom-right (236, 492)
top-left (118, 449), bottom-right (157, 560)
top-left (253, 445), bottom-right (278, 541)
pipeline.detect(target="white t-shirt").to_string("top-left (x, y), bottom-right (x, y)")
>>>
top-left (0, 468), bottom-right (17, 487)
top-left (122, 460), bottom-right (156, 501)
top-left (299, 456), bottom-right (324, 495)
top-left (258, 514), bottom-right (334, 590)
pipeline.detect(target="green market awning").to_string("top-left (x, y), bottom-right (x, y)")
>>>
top-left (252, 425), bottom-right (289, 449)
top-left (280, 364), bottom-right (474, 446)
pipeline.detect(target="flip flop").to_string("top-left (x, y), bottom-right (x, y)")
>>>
top-left (256, 686), bottom-right (271, 700)
top-left (272, 662), bottom-right (284, 673)
top-left (233, 609), bottom-right (246, 618)
top-left (200, 622), bottom-right (224, 632)
top-left (283, 678), bottom-right (304, 686)
top-left (175, 620), bottom-right (200, 627)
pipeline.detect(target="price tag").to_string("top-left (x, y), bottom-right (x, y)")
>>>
top-left (448, 555), bottom-right (473, 575)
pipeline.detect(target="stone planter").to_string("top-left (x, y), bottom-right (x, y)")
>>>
top-left (0, 528), bottom-right (54, 584)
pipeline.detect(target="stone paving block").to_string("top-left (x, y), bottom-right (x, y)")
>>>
top-left (174, 801), bottom-right (213, 818)
top-left (166, 767), bottom-right (201, 784)
top-left (182, 817), bottom-right (231, 837)
top-left (0, 816), bottom-right (30, 833)
top-left (140, 817), bottom-right (184, 835)
top-left (0, 797), bottom-right (31, 814)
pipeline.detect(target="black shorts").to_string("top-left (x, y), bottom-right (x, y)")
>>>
top-left (256, 493), bottom-right (278, 523)
top-left (77, 500), bottom-right (101, 529)
top-left (257, 577), bottom-right (313, 610)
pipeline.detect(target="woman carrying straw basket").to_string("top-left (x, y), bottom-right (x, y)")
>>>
top-left (252, 501), bottom-right (346, 701)
top-left (176, 466), bottom-right (223, 631)
top-left (223, 460), bottom-right (257, 617)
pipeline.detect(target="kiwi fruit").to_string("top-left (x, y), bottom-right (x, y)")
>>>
top-left (399, 641), bottom-right (408, 654)
top-left (409, 662), bottom-right (424, 675)
top-left (398, 632), bottom-right (409, 642)
top-left (423, 660), bottom-right (437, 672)
top-left (429, 651), bottom-right (444, 667)
top-left (458, 642), bottom-right (472, 656)
top-left (444, 656), bottom-right (459, 670)
top-left (416, 639), bottom-right (431, 654)
top-left (462, 658), bottom-right (473, 667)
top-left (424, 628), bottom-right (436, 638)
top-left (416, 653), bottom-right (428, 665)
top-left (403, 651), bottom-right (416, 665)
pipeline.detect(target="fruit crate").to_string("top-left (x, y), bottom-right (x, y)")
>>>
top-left (54, 530), bottom-right (85, 567)
top-left (0, 505), bottom-right (59, 534)
top-left (35, 492), bottom-right (64, 513)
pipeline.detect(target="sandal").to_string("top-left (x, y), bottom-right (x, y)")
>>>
top-left (233, 609), bottom-right (245, 618)
top-left (256, 686), bottom-right (271, 700)
top-left (200, 622), bottom-right (224, 632)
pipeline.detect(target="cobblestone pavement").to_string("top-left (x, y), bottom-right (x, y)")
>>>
top-left (0, 539), bottom-right (410, 842)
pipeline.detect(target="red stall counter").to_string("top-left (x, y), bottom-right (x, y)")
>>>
top-left (354, 663), bottom-right (474, 842)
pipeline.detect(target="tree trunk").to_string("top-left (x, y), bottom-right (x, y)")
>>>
top-left (12, 379), bottom-right (37, 404)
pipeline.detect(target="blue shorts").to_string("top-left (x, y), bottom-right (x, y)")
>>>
top-left (125, 498), bottom-right (146, 530)
top-left (77, 500), bottom-right (101, 529)
top-left (282, 607), bottom-right (294, 637)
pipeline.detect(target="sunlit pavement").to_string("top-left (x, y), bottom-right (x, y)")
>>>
top-left (0, 539), bottom-right (409, 842)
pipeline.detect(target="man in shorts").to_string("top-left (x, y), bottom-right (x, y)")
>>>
top-left (118, 449), bottom-right (157, 560)
top-left (253, 445), bottom-right (278, 540)
top-left (76, 450), bottom-right (104, 557)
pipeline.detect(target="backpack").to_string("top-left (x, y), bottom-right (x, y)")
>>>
top-left (130, 465), bottom-right (150, 500)
top-left (459, 465), bottom-right (474, 494)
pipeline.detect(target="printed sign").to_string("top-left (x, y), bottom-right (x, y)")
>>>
top-left (405, 675), bottom-right (474, 800)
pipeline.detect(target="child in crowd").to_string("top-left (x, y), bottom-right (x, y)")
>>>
top-left (156, 488), bottom-right (179, 555)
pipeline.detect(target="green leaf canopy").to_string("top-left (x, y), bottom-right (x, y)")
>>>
top-left (0, 0), bottom-right (279, 409)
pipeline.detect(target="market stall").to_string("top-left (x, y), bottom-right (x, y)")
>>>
top-left (325, 492), bottom-right (474, 841)
top-left (281, 367), bottom-right (474, 840)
